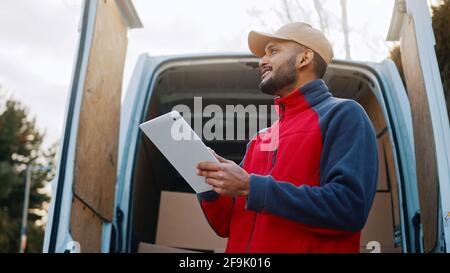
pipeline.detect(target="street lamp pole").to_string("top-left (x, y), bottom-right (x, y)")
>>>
top-left (19, 164), bottom-right (53, 253)
top-left (19, 165), bottom-right (32, 253)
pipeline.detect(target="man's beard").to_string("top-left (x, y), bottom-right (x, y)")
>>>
top-left (259, 58), bottom-right (297, 96)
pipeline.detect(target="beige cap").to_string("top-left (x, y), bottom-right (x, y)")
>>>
top-left (248, 22), bottom-right (334, 64)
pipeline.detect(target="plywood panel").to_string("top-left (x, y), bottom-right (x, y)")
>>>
top-left (382, 134), bottom-right (401, 227)
top-left (359, 90), bottom-right (390, 192)
top-left (359, 90), bottom-right (386, 136)
top-left (361, 192), bottom-right (400, 252)
top-left (70, 197), bottom-right (103, 253)
top-left (400, 17), bottom-right (438, 252)
top-left (73, 0), bottom-right (128, 221)
top-left (377, 137), bottom-right (388, 191)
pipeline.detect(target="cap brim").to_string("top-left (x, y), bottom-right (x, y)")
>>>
top-left (248, 31), bottom-right (291, 57)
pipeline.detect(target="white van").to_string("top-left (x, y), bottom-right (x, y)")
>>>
top-left (43, 0), bottom-right (450, 253)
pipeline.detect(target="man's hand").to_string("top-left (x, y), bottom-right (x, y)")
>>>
top-left (196, 149), bottom-right (250, 196)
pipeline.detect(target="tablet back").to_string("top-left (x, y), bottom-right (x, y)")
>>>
top-left (139, 111), bottom-right (216, 193)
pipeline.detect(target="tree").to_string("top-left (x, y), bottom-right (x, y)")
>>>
top-left (432, 0), bottom-right (450, 118)
top-left (246, 0), bottom-right (351, 59)
top-left (0, 88), bottom-right (56, 253)
top-left (389, 0), bottom-right (450, 119)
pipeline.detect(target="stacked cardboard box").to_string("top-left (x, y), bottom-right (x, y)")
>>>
top-left (138, 191), bottom-right (227, 253)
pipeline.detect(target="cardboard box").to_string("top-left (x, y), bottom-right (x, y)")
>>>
top-left (137, 242), bottom-right (199, 253)
top-left (155, 191), bottom-right (402, 253)
top-left (360, 246), bottom-right (402, 253)
top-left (360, 192), bottom-right (401, 252)
top-left (155, 191), bottom-right (227, 251)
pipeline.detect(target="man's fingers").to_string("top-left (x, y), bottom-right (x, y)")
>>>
top-left (197, 169), bottom-right (224, 179)
top-left (212, 186), bottom-right (223, 195)
top-left (196, 169), bottom-right (208, 177)
top-left (197, 161), bottom-right (223, 171)
top-left (204, 178), bottom-right (222, 188)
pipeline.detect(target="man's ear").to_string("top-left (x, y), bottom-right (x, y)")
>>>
top-left (295, 50), bottom-right (314, 70)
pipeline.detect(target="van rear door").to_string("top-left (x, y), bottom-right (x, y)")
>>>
top-left (387, 0), bottom-right (450, 252)
top-left (43, 0), bottom-right (142, 253)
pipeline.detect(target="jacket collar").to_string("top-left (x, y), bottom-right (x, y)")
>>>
top-left (274, 79), bottom-right (332, 119)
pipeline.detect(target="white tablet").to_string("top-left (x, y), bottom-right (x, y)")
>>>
top-left (139, 111), bottom-right (217, 193)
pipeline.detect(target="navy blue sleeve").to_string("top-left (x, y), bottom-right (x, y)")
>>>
top-left (246, 101), bottom-right (378, 232)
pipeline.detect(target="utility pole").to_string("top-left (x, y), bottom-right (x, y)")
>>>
top-left (19, 166), bottom-right (32, 253)
top-left (19, 164), bottom-right (53, 253)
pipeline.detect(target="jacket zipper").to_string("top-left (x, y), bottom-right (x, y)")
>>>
top-left (246, 104), bottom-right (283, 252)
top-left (279, 103), bottom-right (286, 122)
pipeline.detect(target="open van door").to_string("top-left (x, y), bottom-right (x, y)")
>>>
top-left (387, 0), bottom-right (450, 252)
top-left (43, 0), bottom-right (142, 253)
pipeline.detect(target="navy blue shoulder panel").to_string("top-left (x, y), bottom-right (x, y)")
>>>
top-left (306, 88), bottom-right (379, 230)
top-left (245, 79), bottom-right (379, 231)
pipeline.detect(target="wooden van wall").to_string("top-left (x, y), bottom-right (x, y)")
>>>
top-left (400, 17), bottom-right (439, 253)
top-left (71, 0), bottom-right (128, 252)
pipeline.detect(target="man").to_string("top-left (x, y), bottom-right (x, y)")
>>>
top-left (196, 22), bottom-right (378, 253)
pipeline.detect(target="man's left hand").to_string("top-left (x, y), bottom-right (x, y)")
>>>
top-left (196, 149), bottom-right (250, 196)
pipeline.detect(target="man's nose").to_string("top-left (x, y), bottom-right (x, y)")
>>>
top-left (259, 55), bottom-right (269, 68)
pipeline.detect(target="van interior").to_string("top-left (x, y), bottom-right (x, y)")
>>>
top-left (129, 59), bottom-right (403, 253)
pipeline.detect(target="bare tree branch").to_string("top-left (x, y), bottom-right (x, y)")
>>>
top-left (282, 0), bottom-right (294, 22)
top-left (340, 0), bottom-right (351, 59)
top-left (313, 0), bottom-right (329, 35)
top-left (246, 7), bottom-right (273, 31)
top-left (293, 0), bottom-right (313, 22)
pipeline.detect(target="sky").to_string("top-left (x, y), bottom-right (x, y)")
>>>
top-left (0, 0), bottom-right (441, 150)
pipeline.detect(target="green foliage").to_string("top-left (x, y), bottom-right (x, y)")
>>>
top-left (0, 89), bottom-right (56, 253)
top-left (432, 0), bottom-right (450, 116)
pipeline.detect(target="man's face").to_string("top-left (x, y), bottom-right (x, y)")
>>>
top-left (259, 41), bottom-right (303, 96)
